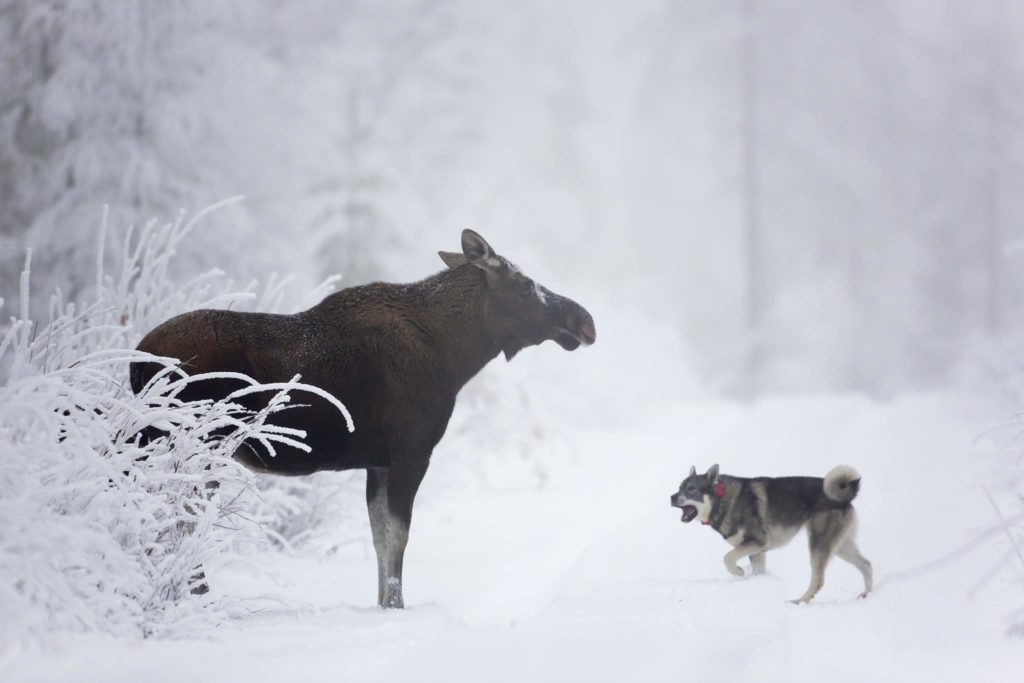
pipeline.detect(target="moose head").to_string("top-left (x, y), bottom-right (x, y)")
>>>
top-left (439, 229), bottom-right (596, 361)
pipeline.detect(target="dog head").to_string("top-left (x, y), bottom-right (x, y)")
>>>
top-left (670, 464), bottom-right (720, 524)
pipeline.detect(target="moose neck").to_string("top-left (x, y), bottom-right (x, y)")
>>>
top-left (411, 265), bottom-right (504, 390)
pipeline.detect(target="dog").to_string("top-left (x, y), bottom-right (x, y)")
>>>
top-left (670, 464), bottom-right (872, 603)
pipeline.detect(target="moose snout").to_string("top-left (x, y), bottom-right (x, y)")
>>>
top-left (567, 309), bottom-right (596, 346)
top-left (576, 315), bottom-right (596, 346)
top-left (545, 292), bottom-right (596, 350)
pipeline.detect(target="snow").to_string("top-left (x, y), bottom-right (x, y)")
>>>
top-left (534, 281), bottom-right (548, 305)
top-left (5, 385), bottom-right (1021, 682)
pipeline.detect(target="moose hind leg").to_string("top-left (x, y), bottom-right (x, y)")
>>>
top-left (179, 471), bottom-right (220, 596)
top-left (366, 468), bottom-right (389, 607)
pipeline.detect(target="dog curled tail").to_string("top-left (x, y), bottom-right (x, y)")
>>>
top-left (823, 465), bottom-right (861, 503)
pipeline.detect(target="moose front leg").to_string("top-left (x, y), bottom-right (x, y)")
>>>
top-left (382, 513), bottom-right (410, 609)
top-left (365, 468), bottom-right (389, 606)
top-left (379, 459), bottom-right (428, 609)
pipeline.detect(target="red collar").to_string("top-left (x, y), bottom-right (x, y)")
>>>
top-left (701, 482), bottom-right (726, 525)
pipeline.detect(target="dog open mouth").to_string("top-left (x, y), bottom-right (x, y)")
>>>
top-left (680, 505), bottom-right (698, 523)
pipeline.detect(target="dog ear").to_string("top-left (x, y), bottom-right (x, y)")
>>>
top-left (689, 465), bottom-right (696, 477)
top-left (706, 464), bottom-right (720, 482)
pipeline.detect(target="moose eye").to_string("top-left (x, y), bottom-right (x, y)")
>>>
top-left (517, 278), bottom-right (535, 296)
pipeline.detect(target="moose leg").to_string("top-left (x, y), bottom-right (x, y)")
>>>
top-left (381, 461), bottom-right (428, 609)
top-left (366, 467), bottom-right (389, 607)
top-left (180, 471), bottom-right (221, 596)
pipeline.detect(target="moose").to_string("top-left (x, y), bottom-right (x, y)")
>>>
top-left (130, 230), bottom-right (595, 608)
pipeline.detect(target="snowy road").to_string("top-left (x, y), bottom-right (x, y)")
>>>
top-left (6, 393), bottom-right (1022, 682)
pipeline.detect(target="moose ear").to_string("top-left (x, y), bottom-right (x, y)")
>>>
top-left (438, 251), bottom-right (468, 269)
top-left (689, 465), bottom-right (696, 477)
top-left (462, 229), bottom-right (499, 268)
top-left (706, 464), bottom-right (720, 482)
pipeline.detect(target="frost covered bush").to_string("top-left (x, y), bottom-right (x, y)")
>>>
top-left (0, 203), bottom-right (350, 643)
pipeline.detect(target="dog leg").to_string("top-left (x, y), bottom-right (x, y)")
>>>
top-left (750, 551), bottom-right (767, 575)
top-left (791, 548), bottom-right (831, 604)
top-left (836, 539), bottom-right (873, 599)
top-left (724, 542), bottom-right (766, 578)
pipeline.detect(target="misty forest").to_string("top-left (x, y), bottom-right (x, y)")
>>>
top-left (2, 1), bottom-right (1024, 681)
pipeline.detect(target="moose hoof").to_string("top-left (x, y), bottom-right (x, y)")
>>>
top-left (382, 578), bottom-right (404, 609)
top-left (726, 564), bottom-right (745, 578)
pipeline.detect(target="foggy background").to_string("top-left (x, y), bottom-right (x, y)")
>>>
top-left (3, 0), bottom-right (1024, 397)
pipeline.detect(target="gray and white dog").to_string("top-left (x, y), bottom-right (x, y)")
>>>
top-left (670, 464), bottom-right (873, 603)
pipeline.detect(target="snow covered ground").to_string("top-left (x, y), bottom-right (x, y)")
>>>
top-left (5, 372), bottom-right (1022, 682)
